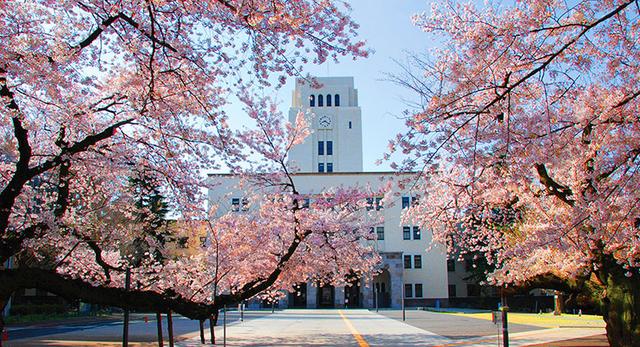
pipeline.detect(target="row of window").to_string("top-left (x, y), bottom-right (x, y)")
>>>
top-left (404, 283), bottom-right (423, 298)
top-left (401, 196), bottom-right (419, 209)
top-left (446, 258), bottom-right (475, 272)
top-left (403, 226), bottom-right (421, 240)
top-left (404, 254), bottom-right (422, 269)
top-left (369, 226), bottom-right (423, 241)
top-left (448, 284), bottom-right (481, 297)
top-left (310, 94), bottom-right (340, 107)
top-left (231, 197), bottom-right (249, 212)
top-left (318, 141), bottom-right (333, 155)
top-left (318, 163), bottom-right (333, 173)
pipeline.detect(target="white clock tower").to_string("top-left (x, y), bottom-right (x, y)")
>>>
top-left (287, 77), bottom-right (364, 173)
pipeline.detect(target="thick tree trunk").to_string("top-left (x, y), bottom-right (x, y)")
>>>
top-left (598, 257), bottom-right (640, 347)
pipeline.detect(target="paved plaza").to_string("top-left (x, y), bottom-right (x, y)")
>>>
top-left (7, 309), bottom-right (606, 346)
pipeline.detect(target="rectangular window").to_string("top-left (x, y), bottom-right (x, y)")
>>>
top-left (327, 163), bottom-right (333, 172)
top-left (326, 141), bottom-right (333, 155)
top-left (467, 284), bottom-right (480, 297)
top-left (413, 226), bottom-right (421, 240)
top-left (447, 259), bottom-right (456, 272)
top-left (375, 197), bottom-right (383, 210)
top-left (402, 196), bottom-right (410, 209)
top-left (415, 284), bottom-right (423, 298)
top-left (376, 226), bottom-right (384, 240)
top-left (404, 283), bottom-right (413, 298)
top-left (231, 198), bottom-right (240, 212)
top-left (366, 198), bottom-right (374, 211)
top-left (448, 284), bottom-right (457, 298)
top-left (414, 255), bottom-right (422, 269)
top-left (465, 258), bottom-right (473, 272)
top-left (241, 197), bottom-right (249, 211)
top-left (403, 226), bottom-right (411, 240)
top-left (412, 196), bottom-right (419, 206)
top-left (302, 198), bottom-right (310, 209)
top-left (404, 255), bottom-right (412, 269)
top-left (318, 141), bottom-right (324, 155)
top-left (318, 163), bottom-right (324, 173)
top-left (348, 121), bottom-right (352, 129)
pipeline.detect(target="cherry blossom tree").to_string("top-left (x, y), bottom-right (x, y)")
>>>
top-left (390, 1), bottom-right (640, 345)
top-left (0, 0), bottom-right (376, 336)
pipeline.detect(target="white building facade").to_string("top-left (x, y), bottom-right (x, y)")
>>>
top-left (208, 77), bottom-right (449, 308)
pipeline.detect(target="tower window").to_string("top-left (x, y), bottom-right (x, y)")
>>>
top-left (335, 94), bottom-right (340, 106)
top-left (310, 95), bottom-right (315, 107)
top-left (348, 121), bottom-right (352, 129)
top-left (326, 141), bottom-right (333, 155)
top-left (318, 163), bottom-right (325, 173)
top-left (326, 94), bottom-right (332, 106)
top-left (327, 163), bottom-right (333, 172)
top-left (318, 94), bottom-right (324, 107)
top-left (318, 141), bottom-right (324, 155)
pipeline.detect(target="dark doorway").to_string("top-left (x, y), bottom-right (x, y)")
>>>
top-left (317, 284), bottom-right (335, 307)
top-left (344, 273), bottom-right (362, 308)
top-left (374, 269), bottom-right (392, 308)
top-left (290, 283), bottom-right (307, 308)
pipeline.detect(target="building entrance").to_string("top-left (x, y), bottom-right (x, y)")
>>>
top-left (290, 283), bottom-right (307, 308)
top-left (317, 284), bottom-right (335, 307)
top-left (344, 274), bottom-right (362, 308)
top-left (374, 269), bottom-right (392, 308)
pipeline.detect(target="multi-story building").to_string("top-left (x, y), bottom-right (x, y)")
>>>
top-left (208, 77), bottom-right (449, 308)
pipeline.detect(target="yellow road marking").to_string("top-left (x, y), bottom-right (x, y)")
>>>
top-left (338, 310), bottom-right (369, 347)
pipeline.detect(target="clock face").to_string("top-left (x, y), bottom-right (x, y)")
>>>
top-left (319, 115), bottom-right (332, 128)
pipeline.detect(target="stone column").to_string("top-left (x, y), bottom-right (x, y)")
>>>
top-left (307, 283), bottom-right (317, 308)
top-left (362, 279), bottom-right (374, 309)
top-left (387, 252), bottom-right (404, 309)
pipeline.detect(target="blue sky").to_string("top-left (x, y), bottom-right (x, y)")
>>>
top-left (280, 0), bottom-right (431, 171)
top-left (226, 0), bottom-right (433, 172)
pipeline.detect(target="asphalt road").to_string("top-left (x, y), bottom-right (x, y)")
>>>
top-left (6, 310), bottom-right (271, 346)
top-left (378, 309), bottom-right (542, 340)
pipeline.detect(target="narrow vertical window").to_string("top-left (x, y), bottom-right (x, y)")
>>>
top-left (326, 94), bottom-right (332, 106)
top-left (326, 141), bottom-right (333, 155)
top-left (318, 94), bottom-right (324, 107)
top-left (318, 141), bottom-right (324, 155)
top-left (375, 197), bottom-right (383, 210)
top-left (310, 95), bottom-right (315, 107)
top-left (376, 226), bottom-right (384, 240)
top-left (318, 163), bottom-right (324, 173)
top-left (348, 121), bottom-right (352, 129)
top-left (404, 255), bottom-right (412, 269)
top-left (415, 284), bottom-right (423, 298)
top-left (326, 163), bottom-right (333, 172)
top-left (231, 198), bottom-right (240, 212)
top-left (335, 94), bottom-right (340, 106)
top-left (402, 196), bottom-right (410, 209)
top-left (414, 255), bottom-right (422, 269)
top-left (403, 226), bottom-right (411, 240)
top-left (404, 283), bottom-right (413, 298)
top-left (413, 226), bottom-right (421, 240)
